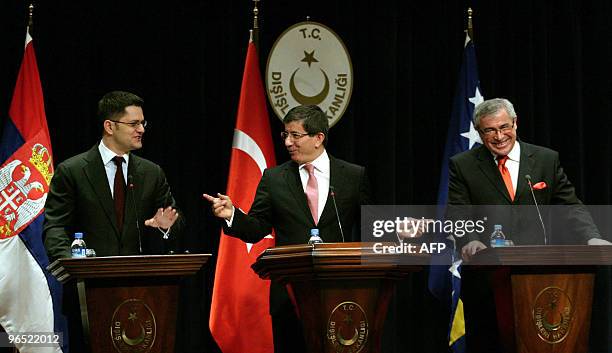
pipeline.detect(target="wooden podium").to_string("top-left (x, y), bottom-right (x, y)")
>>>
top-left (48, 254), bottom-right (209, 353)
top-left (468, 245), bottom-right (612, 353)
top-left (252, 242), bottom-right (428, 353)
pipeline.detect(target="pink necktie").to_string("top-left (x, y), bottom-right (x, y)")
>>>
top-left (497, 155), bottom-right (514, 201)
top-left (304, 164), bottom-right (319, 224)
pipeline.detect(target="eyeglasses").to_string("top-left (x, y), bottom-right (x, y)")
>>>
top-left (479, 120), bottom-right (515, 136)
top-left (109, 120), bottom-right (148, 128)
top-left (280, 131), bottom-right (313, 141)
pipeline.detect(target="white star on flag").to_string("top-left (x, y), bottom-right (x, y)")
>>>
top-left (245, 234), bottom-right (274, 253)
top-left (460, 87), bottom-right (484, 149)
top-left (460, 122), bottom-right (482, 149)
top-left (449, 259), bottom-right (463, 279)
top-left (469, 86), bottom-right (484, 107)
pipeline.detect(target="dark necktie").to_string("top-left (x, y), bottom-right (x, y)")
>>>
top-left (113, 156), bottom-right (126, 231)
top-left (497, 155), bottom-right (514, 201)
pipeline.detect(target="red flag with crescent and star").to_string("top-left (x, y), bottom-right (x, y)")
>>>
top-left (209, 35), bottom-right (276, 353)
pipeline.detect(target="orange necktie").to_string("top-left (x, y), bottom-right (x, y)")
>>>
top-left (497, 155), bottom-right (514, 201)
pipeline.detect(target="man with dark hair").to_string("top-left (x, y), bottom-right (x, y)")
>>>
top-left (44, 90), bottom-right (184, 260)
top-left (204, 104), bottom-right (371, 353)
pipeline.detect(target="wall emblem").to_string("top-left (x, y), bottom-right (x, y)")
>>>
top-left (266, 21), bottom-right (353, 127)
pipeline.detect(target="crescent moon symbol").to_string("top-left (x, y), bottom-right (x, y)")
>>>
top-left (541, 310), bottom-right (563, 331)
top-left (122, 324), bottom-right (146, 346)
top-left (337, 328), bottom-right (359, 346)
top-left (289, 68), bottom-right (330, 106)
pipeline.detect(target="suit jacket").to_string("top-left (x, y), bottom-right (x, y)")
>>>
top-left (448, 141), bottom-right (599, 247)
top-left (44, 145), bottom-right (184, 261)
top-left (223, 155), bottom-right (371, 314)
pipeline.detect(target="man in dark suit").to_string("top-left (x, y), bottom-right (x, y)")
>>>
top-left (448, 98), bottom-right (609, 353)
top-left (448, 97), bottom-right (609, 261)
top-left (44, 91), bottom-right (184, 261)
top-left (204, 105), bottom-right (370, 353)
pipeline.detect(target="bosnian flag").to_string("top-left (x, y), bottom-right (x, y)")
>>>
top-left (431, 33), bottom-right (483, 353)
top-left (0, 28), bottom-right (67, 353)
top-left (209, 34), bottom-right (276, 353)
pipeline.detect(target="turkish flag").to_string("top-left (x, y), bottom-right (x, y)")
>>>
top-left (209, 36), bottom-right (276, 353)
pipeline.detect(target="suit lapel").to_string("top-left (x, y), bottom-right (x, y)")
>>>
top-left (283, 162), bottom-right (315, 224)
top-left (125, 155), bottom-right (144, 234)
top-left (82, 145), bottom-right (121, 238)
top-left (319, 157), bottom-right (341, 226)
top-left (476, 146), bottom-right (513, 203)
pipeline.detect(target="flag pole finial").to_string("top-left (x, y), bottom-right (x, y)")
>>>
top-left (467, 7), bottom-right (474, 40)
top-left (253, 0), bottom-right (259, 30)
top-left (28, 3), bottom-right (34, 29)
top-left (252, 0), bottom-right (260, 50)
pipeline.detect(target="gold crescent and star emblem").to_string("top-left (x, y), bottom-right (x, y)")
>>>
top-left (327, 301), bottom-right (368, 353)
top-left (533, 287), bottom-right (572, 344)
top-left (266, 21), bottom-right (353, 128)
top-left (111, 299), bottom-right (156, 353)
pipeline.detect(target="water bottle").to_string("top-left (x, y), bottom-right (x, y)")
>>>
top-left (490, 224), bottom-right (509, 247)
top-left (307, 229), bottom-right (323, 244)
top-left (71, 232), bottom-right (87, 258)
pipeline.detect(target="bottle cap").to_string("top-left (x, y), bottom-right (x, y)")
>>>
top-left (74, 232), bottom-right (84, 239)
top-left (494, 224), bottom-right (502, 231)
top-left (310, 228), bottom-right (319, 236)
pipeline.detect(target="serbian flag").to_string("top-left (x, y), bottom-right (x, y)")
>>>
top-left (0, 29), bottom-right (67, 353)
top-left (209, 34), bottom-right (276, 353)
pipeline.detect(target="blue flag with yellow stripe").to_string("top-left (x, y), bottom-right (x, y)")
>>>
top-left (430, 32), bottom-right (483, 353)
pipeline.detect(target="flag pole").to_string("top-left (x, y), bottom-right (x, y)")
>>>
top-left (466, 7), bottom-right (473, 40)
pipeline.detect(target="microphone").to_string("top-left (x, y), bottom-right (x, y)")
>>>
top-left (525, 175), bottom-right (548, 245)
top-left (329, 186), bottom-right (345, 243)
top-left (128, 175), bottom-right (143, 254)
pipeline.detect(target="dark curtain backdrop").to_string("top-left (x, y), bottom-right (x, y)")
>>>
top-left (2, 1), bottom-right (611, 352)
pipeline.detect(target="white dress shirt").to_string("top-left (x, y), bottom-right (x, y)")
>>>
top-left (98, 141), bottom-right (129, 197)
top-left (299, 150), bottom-right (330, 221)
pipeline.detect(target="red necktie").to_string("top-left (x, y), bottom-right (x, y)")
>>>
top-left (497, 155), bottom-right (514, 201)
top-left (304, 164), bottom-right (319, 224)
top-left (113, 156), bottom-right (126, 231)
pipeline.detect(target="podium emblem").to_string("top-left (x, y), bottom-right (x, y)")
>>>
top-left (111, 299), bottom-right (156, 352)
top-left (327, 301), bottom-right (368, 353)
top-left (533, 286), bottom-right (572, 343)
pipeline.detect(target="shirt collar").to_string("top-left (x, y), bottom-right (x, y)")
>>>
top-left (99, 140), bottom-right (130, 165)
top-left (300, 149), bottom-right (329, 174)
